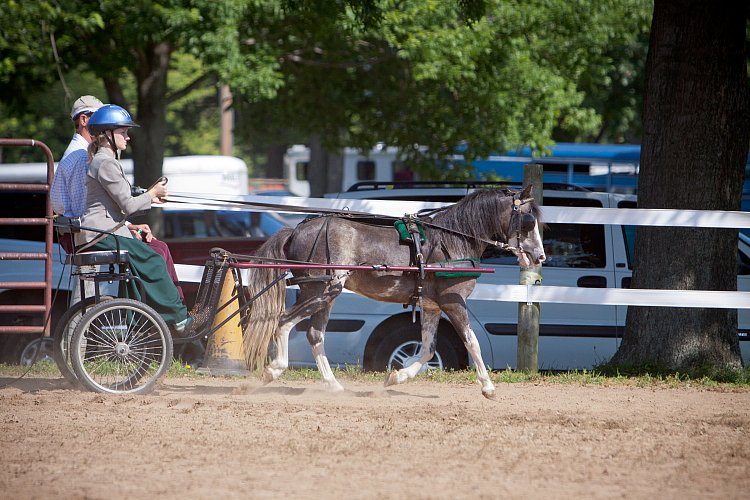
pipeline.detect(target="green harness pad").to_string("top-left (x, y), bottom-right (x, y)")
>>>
top-left (433, 258), bottom-right (482, 278)
top-left (394, 219), bottom-right (426, 244)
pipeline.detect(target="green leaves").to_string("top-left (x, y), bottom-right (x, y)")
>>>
top-left (1, 0), bottom-right (651, 174)
top-left (234, 0), bottom-right (651, 177)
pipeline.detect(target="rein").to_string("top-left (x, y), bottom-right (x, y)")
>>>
top-left (166, 191), bottom-right (535, 252)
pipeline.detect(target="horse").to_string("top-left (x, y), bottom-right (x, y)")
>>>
top-left (242, 185), bottom-right (546, 399)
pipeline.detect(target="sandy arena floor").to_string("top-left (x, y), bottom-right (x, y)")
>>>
top-left (0, 375), bottom-right (748, 499)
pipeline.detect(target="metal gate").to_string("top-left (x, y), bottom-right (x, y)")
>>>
top-left (0, 139), bottom-right (55, 337)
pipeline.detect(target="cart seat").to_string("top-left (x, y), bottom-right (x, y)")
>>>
top-left (68, 250), bottom-right (130, 267)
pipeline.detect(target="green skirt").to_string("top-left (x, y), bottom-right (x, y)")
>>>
top-left (89, 235), bottom-right (188, 326)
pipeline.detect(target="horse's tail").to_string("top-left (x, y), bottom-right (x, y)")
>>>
top-left (243, 227), bottom-right (294, 371)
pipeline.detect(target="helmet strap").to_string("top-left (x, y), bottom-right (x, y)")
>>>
top-left (105, 130), bottom-right (117, 153)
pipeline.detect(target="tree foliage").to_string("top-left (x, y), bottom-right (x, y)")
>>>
top-left (233, 0), bottom-right (652, 180)
top-left (1, 0), bottom-right (650, 178)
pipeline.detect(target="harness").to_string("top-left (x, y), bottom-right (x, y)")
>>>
top-left (395, 216), bottom-right (427, 321)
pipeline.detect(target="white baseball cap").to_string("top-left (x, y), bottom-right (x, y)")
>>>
top-left (70, 95), bottom-right (104, 120)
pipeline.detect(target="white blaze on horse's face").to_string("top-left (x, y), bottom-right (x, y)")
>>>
top-left (511, 218), bottom-right (546, 267)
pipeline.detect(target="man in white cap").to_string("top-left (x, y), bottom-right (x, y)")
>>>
top-left (51, 95), bottom-right (105, 219)
top-left (61, 95), bottom-right (104, 160)
top-left (51, 95), bottom-right (106, 304)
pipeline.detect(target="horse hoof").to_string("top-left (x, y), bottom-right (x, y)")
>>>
top-left (324, 380), bottom-right (345, 392)
top-left (482, 389), bottom-right (498, 401)
top-left (384, 370), bottom-right (399, 387)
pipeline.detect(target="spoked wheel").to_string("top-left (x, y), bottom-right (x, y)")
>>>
top-left (52, 296), bottom-right (113, 386)
top-left (387, 340), bottom-right (446, 372)
top-left (70, 298), bottom-right (173, 395)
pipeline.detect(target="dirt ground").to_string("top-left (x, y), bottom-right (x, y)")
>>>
top-left (0, 375), bottom-right (748, 500)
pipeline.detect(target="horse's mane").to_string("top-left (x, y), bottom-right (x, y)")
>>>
top-left (429, 189), bottom-right (540, 258)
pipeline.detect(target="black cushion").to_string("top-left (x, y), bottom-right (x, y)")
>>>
top-left (68, 250), bottom-right (129, 267)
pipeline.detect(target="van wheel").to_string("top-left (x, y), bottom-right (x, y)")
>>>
top-left (368, 322), bottom-right (465, 372)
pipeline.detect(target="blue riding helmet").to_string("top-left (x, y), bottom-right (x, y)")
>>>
top-left (88, 104), bottom-right (140, 135)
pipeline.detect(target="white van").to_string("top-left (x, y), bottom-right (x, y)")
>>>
top-left (284, 144), bottom-right (404, 197)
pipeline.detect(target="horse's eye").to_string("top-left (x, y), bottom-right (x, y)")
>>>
top-left (520, 213), bottom-right (536, 232)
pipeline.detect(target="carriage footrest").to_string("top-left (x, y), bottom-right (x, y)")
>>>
top-left (68, 250), bottom-right (130, 267)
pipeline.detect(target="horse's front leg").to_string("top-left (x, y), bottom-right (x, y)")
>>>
top-left (385, 307), bottom-right (441, 387)
top-left (442, 303), bottom-right (496, 400)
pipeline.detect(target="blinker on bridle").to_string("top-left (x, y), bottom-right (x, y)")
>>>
top-left (510, 194), bottom-right (536, 234)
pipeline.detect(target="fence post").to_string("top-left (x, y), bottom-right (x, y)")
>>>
top-left (516, 163), bottom-right (543, 372)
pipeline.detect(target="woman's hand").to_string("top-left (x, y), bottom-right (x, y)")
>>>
top-left (128, 223), bottom-right (154, 243)
top-left (148, 182), bottom-right (168, 204)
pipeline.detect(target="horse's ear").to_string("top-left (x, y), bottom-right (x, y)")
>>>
top-left (520, 184), bottom-right (534, 199)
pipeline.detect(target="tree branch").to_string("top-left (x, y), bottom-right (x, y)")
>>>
top-left (104, 78), bottom-right (129, 109)
top-left (166, 72), bottom-right (217, 104)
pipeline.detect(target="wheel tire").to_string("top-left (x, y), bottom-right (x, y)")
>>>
top-left (52, 296), bottom-right (113, 386)
top-left (70, 298), bottom-right (173, 395)
top-left (369, 321), bottom-right (464, 372)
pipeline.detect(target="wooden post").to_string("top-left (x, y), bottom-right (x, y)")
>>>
top-left (220, 85), bottom-right (233, 156)
top-left (516, 164), bottom-right (543, 372)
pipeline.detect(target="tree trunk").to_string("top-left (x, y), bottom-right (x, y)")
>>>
top-left (264, 143), bottom-right (287, 179)
top-left (308, 134), bottom-right (326, 198)
top-left (129, 42), bottom-right (172, 234)
top-left (612, 1), bottom-right (749, 370)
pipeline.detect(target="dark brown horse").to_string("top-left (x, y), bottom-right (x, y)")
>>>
top-left (243, 185), bottom-right (545, 399)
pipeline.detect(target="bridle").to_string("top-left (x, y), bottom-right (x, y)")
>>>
top-left (414, 190), bottom-right (537, 257)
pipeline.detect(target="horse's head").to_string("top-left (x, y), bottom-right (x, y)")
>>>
top-left (507, 185), bottom-right (546, 267)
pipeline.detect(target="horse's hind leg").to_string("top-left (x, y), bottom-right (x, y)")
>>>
top-left (385, 307), bottom-right (441, 387)
top-left (263, 321), bottom-right (294, 383)
top-left (307, 305), bottom-right (344, 392)
top-left (267, 274), bottom-right (346, 391)
top-left (261, 283), bottom-right (332, 384)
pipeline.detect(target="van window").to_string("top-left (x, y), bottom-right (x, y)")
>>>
top-left (295, 161), bottom-right (309, 182)
top-left (481, 197), bottom-right (606, 268)
top-left (356, 160), bottom-right (376, 181)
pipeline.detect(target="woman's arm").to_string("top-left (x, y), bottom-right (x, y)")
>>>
top-left (95, 156), bottom-right (152, 217)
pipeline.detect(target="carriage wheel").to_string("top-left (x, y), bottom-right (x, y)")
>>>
top-left (70, 298), bottom-right (173, 395)
top-left (52, 296), bottom-right (113, 386)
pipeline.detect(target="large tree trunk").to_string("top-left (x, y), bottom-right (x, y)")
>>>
top-left (264, 143), bottom-right (287, 179)
top-left (129, 42), bottom-right (172, 234)
top-left (612, 1), bottom-right (749, 370)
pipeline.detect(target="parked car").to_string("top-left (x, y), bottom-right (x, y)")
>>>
top-left (283, 182), bottom-right (750, 371)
